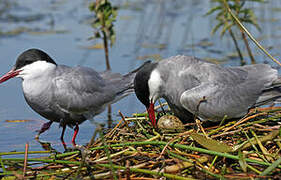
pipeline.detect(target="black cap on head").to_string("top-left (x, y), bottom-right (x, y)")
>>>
top-left (134, 61), bottom-right (157, 108)
top-left (15, 49), bottom-right (57, 70)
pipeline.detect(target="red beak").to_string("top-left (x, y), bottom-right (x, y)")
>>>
top-left (147, 102), bottom-right (156, 127)
top-left (0, 68), bottom-right (21, 83)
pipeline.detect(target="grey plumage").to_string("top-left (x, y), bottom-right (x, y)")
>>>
top-left (24, 65), bottom-right (136, 127)
top-left (134, 55), bottom-right (281, 123)
top-left (0, 48), bottom-right (146, 144)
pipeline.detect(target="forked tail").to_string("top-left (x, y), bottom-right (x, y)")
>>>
top-left (115, 61), bottom-right (152, 101)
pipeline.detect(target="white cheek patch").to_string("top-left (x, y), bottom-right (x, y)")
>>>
top-left (20, 61), bottom-right (56, 96)
top-left (18, 61), bottom-right (56, 80)
top-left (148, 69), bottom-right (162, 102)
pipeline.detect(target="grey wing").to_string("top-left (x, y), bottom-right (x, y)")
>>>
top-left (180, 82), bottom-right (258, 121)
top-left (180, 64), bottom-right (278, 121)
top-left (159, 55), bottom-right (247, 89)
top-left (53, 66), bottom-right (115, 115)
top-left (100, 70), bottom-right (123, 81)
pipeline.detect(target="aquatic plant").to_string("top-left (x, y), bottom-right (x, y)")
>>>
top-left (1, 106), bottom-right (281, 179)
top-left (89, 0), bottom-right (118, 126)
top-left (89, 0), bottom-right (117, 70)
top-left (206, 0), bottom-right (264, 65)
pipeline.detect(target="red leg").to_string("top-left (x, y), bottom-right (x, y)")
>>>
top-left (72, 124), bottom-right (79, 146)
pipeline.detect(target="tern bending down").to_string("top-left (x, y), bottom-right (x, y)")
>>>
top-left (0, 48), bottom-right (144, 145)
top-left (134, 55), bottom-right (281, 127)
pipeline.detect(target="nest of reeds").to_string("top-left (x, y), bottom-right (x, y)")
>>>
top-left (1, 105), bottom-right (281, 179)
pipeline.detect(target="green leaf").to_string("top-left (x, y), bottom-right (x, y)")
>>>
top-left (238, 150), bottom-right (247, 172)
top-left (211, 21), bottom-right (224, 35)
top-left (95, 31), bottom-right (101, 38)
top-left (92, 20), bottom-right (102, 29)
top-left (100, 0), bottom-right (107, 5)
top-left (190, 133), bottom-right (233, 153)
top-left (88, 0), bottom-right (117, 49)
top-left (205, 6), bottom-right (222, 16)
top-left (220, 22), bottom-right (233, 37)
top-left (89, 2), bottom-right (96, 11)
top-left (110, 33), bottom-right (116, 47)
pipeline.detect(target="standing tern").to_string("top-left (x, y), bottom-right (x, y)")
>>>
top-left (134, 55), bottom-right (281, 127)
top-left (0, 48), bottom-right (144, 145)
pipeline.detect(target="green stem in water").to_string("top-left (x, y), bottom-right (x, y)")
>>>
top-left (2, 158), bottom-right (81, 165)
top-left (23, 141), bottom-right (281, 169)
top-left (0, 156), bottom-right (6, 173)
top-left (223, 0), bottom-right (281, 66)
top-left (0, 151), bottom-right (50, 156)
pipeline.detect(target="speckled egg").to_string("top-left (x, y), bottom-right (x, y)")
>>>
top-left (157, 115), bottom-right (185, 131)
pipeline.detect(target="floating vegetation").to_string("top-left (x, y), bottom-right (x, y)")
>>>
top-left (5, 119), bottom-right (35, 123)
top-left (0, 14), bottom-right (45, 23)
top-left (1, 106), bottom-right (281, 179)
top-left (81, 43), bottom-right (105, 49)
top-left (141, 43), bottom-right (167, 50)
top-left (137, 54), bottom-right (162, 61)
top-left (0, 27), bottom-right (68, 37)
top-left (28, 30), bottom-right (69, 35)
top-left (0, 27), bottom-right (31, 36)
top-left (196, 38), bottom-right (214, 49)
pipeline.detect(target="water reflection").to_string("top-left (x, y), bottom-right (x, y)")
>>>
top-left (36, 139), bottom-right (58, 152)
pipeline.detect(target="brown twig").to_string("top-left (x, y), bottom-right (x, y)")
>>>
top-left (23, 143), bottom-right (29, 178)
top-left (211, 129), bottom-right (243, 138)
top-left (125, 160), bottom-right (131, 180)
top-left (223, 112), bottom-right (267, 132)
top-left (196, 119), bottom-right (207, 137)
top-left (105, 113), bottom-right (126, 139)
top-left (118, 110), bottom-right (129, 128)
top-left (250, 106), bottom-right (281, 113)
top-left (158, 130), bottom-right (193, 159)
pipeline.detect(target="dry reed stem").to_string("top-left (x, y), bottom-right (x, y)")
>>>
top-left (105, 113), bottom-right (125, 138)
top-left (251, 130), bottom-right (274, 162)
top-left (195, 119), bottom-right (207, 137)
top-left (223, 112), bottom-right (267, 132)
top-left (2, 107), bottom-right (281, 179)
top-left (23, 143), bottom-right (29, 178)
top-left (163, 156), bottom-right (208, 173)
top-left (119, 110), bottom-right (129, 128)
top-left (250, 107), bottom-right (281, 112)
top-left (158, 130), bottom-right (193, 159)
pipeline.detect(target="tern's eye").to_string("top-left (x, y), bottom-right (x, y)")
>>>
top-left (15, 60), bottom-right (34, 70)
top-left (21, 60), bottom-right (31, 66)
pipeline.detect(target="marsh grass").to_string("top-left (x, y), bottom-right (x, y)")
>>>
top-left (1, 105), bottom-right (281, 179)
